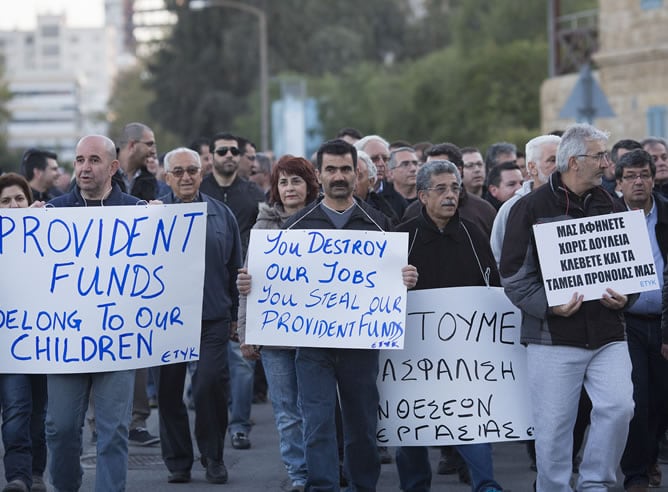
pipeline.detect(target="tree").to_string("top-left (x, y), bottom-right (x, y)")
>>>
top-left (107, 65), bottom-right (181, 151)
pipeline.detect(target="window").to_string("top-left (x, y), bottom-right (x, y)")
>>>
top-left (647, 106), bottom-right (667, 138)
top-left (43, 44), bottom-right (60, 56)
top-left (41, 25), bottom-right (59, 37)
top-left (641, 0), bottom-right (663, 9)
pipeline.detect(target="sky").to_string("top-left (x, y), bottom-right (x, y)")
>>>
top-left (0, 0), bottom-right (104, 30)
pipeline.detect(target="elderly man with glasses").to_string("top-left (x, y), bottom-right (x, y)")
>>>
top-left (156, 147), bottom-right (242, 484)
top-left (500, 123), bottom-right (635, 491)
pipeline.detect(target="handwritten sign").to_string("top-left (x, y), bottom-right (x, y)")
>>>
top-left (533, 210), bottom-right (659, 306)
top-left (245, 229), bottom-right (408, 349)
top-left (376, 287), bottom-right (533, 446)
top-left (0, 203), bottom-right (207, 373)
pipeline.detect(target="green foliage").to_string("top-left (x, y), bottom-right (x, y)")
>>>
top-left (146, 0), bottom-right (588, 152)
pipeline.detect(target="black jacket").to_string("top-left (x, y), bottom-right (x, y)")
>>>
top-left (199, 173), bottom-right (266, 257)
top-left (396, 208), bottom-right (499, 290)
top-left (500, 171), bottom-right (628, 349)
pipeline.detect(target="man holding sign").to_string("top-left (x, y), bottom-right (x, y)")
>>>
top-left (47, 135), bottom-right (141, 492)
top-left (394, 159), bottom-right (504, 492)
top-left (156, 147), bottom-right (242, 484)
top-left (282, 139), bottom-right (418, 491)
top-left (500, 123), bottom-right (635, 492)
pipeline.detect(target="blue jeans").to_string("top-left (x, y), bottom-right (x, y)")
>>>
top-left (0, 374), bottom-right (47, 488)
top-left (262, 348), bottom-right (307, 487)
top-left (621, 314), bottom-right (668, 488)
top-left (227, 340), bottom-right (255, 435)
top-left (296, 347), bottom-right (380, 492)
top-left (528, 342), bottom-right (634, 492)
top-left (396, 444), bottom-right (501, 492)
top-left (46, 371), bottom-right (134, 492)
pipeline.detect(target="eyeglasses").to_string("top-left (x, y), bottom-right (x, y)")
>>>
top-left (577, 151), bottom-right (610, 163)
top-left (169, 166), bottom-right (200, 178)
top-left (370, 154), bottom-right (390, 163)
top-left (463, 161), bottom-right (484, 169)
top-left (215, 146), bottom-right (240, 157)
top-left (426, 184), bottom-right (461, 195)
top-left (621, 173), bottom-right (653, 182)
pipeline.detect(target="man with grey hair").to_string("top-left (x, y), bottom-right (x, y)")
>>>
top-left (500, 123), bottom-right (634, 491)
top-left (485, 141), bottom-right (517, 171)
top-left (490, 134), bottom-right (561, 265)
top-left (395, 160), bottom-right (503, 492)
top-left (642, 137), bottom-right (668, 197)
top-left (355, 135), bottom-right (408, 218)
top-left (156, 147), bottom-right (242, 484)
top-left (47, 135), bottom-right (141, 492)
top-left (388, 146), bottom-right (419, 201)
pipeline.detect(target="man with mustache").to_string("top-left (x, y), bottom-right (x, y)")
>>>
top-left (393, 160), bottom-right (503, 492)
top-left (500, 123), bottom-right (633, 491)
top-left (282, 138), bottom-right (418, 491)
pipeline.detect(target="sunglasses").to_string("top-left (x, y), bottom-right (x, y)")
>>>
top-left (215, 146), bottom-right (240, 157)
top-left (169, 167), bottom-right (200, 178)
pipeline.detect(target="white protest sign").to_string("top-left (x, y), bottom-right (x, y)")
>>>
top-left (245, 229), bottom-right (408, 349)
top-left (377, 287), bottom-right (533, 446)
top-left (533, 210), bottom-right (659, 306)
top-left (0, 203), bottom-right (207, 373)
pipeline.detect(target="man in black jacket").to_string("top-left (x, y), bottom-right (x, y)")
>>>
top-left (394, 160), bottom-right (503, 492)
top-left (116, 122), bottom-right (161, 446)
top-left (199, 132), bottom-right (266, 451)
top-left (500, 123), bottom-right (634, 492)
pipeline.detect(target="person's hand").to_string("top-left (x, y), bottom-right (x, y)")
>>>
top-left (237, 268), bottom-right (252, 296)
top-left (551, 292), bottom-right (584, 317)
top-left (229, 321), bottom-right (240, 342)
top-left (148, 199), bottom-right (163, 205)
top-left (661, 343), bottom-right (668, 360)
top-left (600, 288), bottom-right (627, 310)
top-left (240, 343), bottom-right (261, 360)
top-left (402, 265), bottom-right (418, 289)
top-left (29, 201), bottom-right (46, 208)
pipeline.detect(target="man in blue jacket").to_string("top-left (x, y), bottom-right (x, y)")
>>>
top-left (47, 135), bottom-right (140, 492)
top-left (156, 147), bottom-right (242, 485)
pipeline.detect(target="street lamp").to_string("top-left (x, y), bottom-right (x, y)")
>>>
top-left (189, 0), bottom-right (269, 152)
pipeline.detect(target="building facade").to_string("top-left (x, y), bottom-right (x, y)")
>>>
top-left (541, 0), bottom-right (668, 140)
top-left (0, 14), bottom-right (117, 160)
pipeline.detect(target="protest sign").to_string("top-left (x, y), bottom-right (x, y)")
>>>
top-left (533, 210), bottom-right (659, 306)
top-left (0, 203), bottom-right (207, 373)
top-left (377, 286), bottom-right (533, 446)
top-left (245, 229), bottom-right (408, 349)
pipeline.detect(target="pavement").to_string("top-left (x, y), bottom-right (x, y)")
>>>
top-left (4, 397), bottom-right (667, 491)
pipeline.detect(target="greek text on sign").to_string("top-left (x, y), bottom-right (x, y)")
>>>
top-left (0, 204), bottom-right (207, 373)
top-left (377, 287), bottom-right (533, 446)
top-left (245, 229), bottom-right (408, 349)
top-left (533, 210), bottom-right (659, 306)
